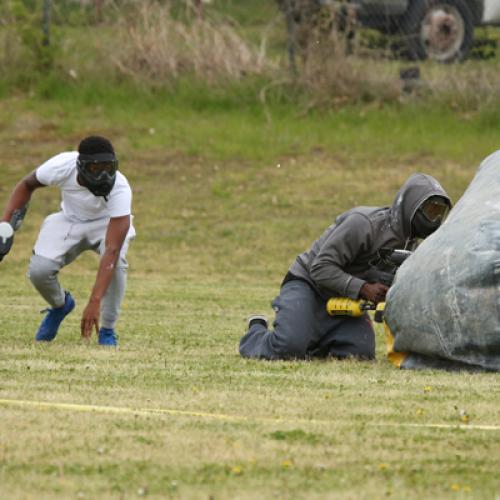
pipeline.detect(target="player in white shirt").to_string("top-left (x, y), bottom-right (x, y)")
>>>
top-left (0, 136), bottom-right (135, 345)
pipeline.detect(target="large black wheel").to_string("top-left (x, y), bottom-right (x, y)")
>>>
top-left (401, 0), bottom-right (474, 62)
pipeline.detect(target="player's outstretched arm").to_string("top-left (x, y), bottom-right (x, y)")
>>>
top-left (1, 172), bottom-right (44, 223)
top-left (0, 172), bottom-right (44, 262)
top-left (81, 215), bottom-right (130, 340)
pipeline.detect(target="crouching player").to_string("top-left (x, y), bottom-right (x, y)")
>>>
top-left (0, 136), bottom-right (135, 345)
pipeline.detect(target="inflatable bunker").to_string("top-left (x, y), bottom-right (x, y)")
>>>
top-left (385, 151), bottom-right (500, 371)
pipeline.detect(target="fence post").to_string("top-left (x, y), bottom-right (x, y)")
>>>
top-left (42, 0), bottom-right (51, 47)
top-left (194, 0), bottom-right (204, 19)
top-left (95, 0), bottom-right (103, 23)
top-left (285, 0), bottom-right (297, 76)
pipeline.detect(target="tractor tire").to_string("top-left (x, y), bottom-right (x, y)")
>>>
top-left (401, 0), bottom-right (474, 62)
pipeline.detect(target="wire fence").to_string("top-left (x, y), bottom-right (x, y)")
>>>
top-left (273, 0), bottom-right (500, 104)
top-left (4, 1), bottom-right (500, 67)
top-left (1, 1), bottom-right (500, 106)
top-left (277, 0), bottom-right (500, 65)
top-left (42, 0), bottom-right (51, 46)
top-left (4, 1), bottom-right (500, 62)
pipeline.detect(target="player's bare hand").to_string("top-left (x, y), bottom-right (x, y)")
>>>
top-left (360, 282), bottom-right (389, 304)
top-left (81, 300), bottom-right (100, 340)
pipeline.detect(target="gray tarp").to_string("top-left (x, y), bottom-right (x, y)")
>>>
top-left (385, 151), bottom-right (500, 371)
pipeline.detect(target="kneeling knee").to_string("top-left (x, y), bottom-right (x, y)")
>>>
top-left (275, 338), bottom-right (308, 360)
top-left (28, 255), bottom-right (59, 285)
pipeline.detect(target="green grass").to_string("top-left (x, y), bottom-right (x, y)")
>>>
top-left (3, 78), bottom-right (500, 163)
top-left (0, 82), bottom-right (500, 498)
top-left (1, 4), bottom-right (500, 497)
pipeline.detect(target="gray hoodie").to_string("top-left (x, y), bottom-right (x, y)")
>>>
top-left (287, 173), bottom-right (451, 300)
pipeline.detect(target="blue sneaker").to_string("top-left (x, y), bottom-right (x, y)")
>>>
top-left (98, 327), bottom-right (118, 346)
top-left (35, 292), bottom-right (75, 342)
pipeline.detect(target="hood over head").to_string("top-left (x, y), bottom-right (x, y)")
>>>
top-left (390, 173), bottom-right (451, 240)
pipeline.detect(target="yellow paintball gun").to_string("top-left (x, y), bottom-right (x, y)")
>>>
top-left (326, 297), bottom-right (386, 322)
top-left (326, 248), bottom-right (412, 319)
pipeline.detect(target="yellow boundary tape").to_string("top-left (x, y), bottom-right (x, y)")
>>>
top-left (0, 398), bottom-right (318, 425)
top-left (1, 398), bottom-right (499, 431)
top-left (371, 422), bottom-right (500, 431)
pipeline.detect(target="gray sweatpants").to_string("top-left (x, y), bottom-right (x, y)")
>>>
top-left (239, 280), bottom-right (375, 360)
top-left (28, 211), bottom-right (135, 330)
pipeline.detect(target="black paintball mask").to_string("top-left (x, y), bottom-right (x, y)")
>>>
top-left (76, 152), bottom-right (118, 200)
top-left (411, 195), bottom-right (450, 239)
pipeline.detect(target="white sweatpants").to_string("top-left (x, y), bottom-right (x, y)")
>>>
top-left (28, 211), bottom-right (135, 330)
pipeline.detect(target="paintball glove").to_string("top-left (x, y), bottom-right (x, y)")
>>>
top-left (0, 222), bottom-right (14, 262)
top-left (359, 282), bottom-right (388, 304)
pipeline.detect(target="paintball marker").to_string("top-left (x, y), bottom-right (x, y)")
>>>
top-left (0, 205), bottom-right (28, 262)
top-left (326, 296), bottom-right (387, 322)
top-left (326, 248), bottom-right (412, 322)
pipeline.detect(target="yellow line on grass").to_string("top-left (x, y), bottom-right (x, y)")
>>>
top-left (371, 422), bottom-right (500, 431)
top-left (1, 398), bottom-right (499, 431)
top-left (0, 398), bottom-right (317, 425)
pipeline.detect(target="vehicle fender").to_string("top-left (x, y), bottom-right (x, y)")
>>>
top-left (360, 0), bottom-right (409, 16)
top-left (482, 0), bottom-right (500, 23)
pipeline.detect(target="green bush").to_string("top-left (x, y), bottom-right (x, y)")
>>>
top-left (0, 0), bottom-right (59, 83)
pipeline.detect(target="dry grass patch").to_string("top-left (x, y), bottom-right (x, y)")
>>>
top-left (423, 59), bottom-right (500, 108)
top-left (111, 0), bottom-right (274, 85)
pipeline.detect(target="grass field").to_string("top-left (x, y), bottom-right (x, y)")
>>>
top-left (1, 85), bottom-right (500, 499)
top-left (1, 0), bottom-right (500, 496)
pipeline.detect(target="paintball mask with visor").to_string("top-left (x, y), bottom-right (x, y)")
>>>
top-left (412, 196), bottom-right (450, 239)
top-left (76, 153), bottom-right (118, 199)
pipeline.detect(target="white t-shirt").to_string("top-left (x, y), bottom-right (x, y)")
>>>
top-left (36, 152), bottom-right (133, 222)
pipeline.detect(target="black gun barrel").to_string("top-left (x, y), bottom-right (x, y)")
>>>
top-left (388, 249), bottom-right (412, 266)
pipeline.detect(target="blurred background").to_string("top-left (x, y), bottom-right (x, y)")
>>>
top-left (1, 0), bottom-right (500, 107)
top-left (0, 0), bottom-right (500, 106)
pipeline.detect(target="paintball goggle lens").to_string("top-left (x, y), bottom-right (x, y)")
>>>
top-left (420, 198), bottom-right (450, 222)
top-left (82, 160), bottom-right (118, 176)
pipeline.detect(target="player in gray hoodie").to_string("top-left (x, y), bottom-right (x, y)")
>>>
top-left (240, 173), bottom-right (451, 360)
